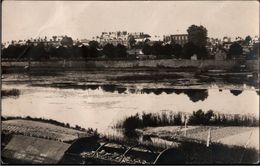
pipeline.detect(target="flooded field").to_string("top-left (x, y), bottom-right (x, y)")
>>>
top-left (2, 70), bottom-right (259, 134)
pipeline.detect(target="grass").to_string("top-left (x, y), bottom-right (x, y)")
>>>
top-left (101, 133), bottom-right (171, 152)
top-left (175, 140), bottom-right (258, 164)
top-left (1, 89), bottom-right (20, 98)
top-left (110, 73), bottom-right (184, 81)
top-left (97, 132), bottom-right (259, 164)
top-left (2, 116), bottom-right (100, 142)
top-left (115, 110), bottom-right (259, 133)
top-left (2, 116), bottom-right (92, 132)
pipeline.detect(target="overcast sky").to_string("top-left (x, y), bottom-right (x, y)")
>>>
top-left (2, 1), bottom-right (259, 42)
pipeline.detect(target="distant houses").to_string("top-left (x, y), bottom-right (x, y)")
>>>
top-left (1, 31), bottom-right (259, 61)
top-left (97, 31), bottom-right (151, 47)
top-left (163, 34), bottom-right (188, 46)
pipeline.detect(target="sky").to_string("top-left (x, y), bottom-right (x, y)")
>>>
top-left (2, 1), bottom-right (259, 42)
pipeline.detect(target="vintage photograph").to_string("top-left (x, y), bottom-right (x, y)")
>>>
top-left (1, 0), bottom-right (259, 164)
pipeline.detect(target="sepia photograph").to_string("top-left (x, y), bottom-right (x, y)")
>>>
top-left (1, 0), bottom-right (259, 164)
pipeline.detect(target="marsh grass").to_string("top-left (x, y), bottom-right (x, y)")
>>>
top-left (115, 111), bottom-right (259, 133)
top-left (1, 89), bottom-right (20, 98)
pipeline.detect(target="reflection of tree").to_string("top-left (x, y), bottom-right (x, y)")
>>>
top-left (128, 89), bottom-right (136, 94)
top-left (87, 85), bottom-right (99, 90)
top-left (117, 87), bottom-right (127, 94)
top-left (100, 85), bottom-right (127, 94)
top-left (183, 89), bottom-right (209, 102)
top-left (230, 90), bottom-right (243, 96)
top-left (173, 89), bottom-right (183, 95)
top-left (101, 85), bottom-right (117, 93)
top-left (141, 88), bottom-right (153, 94)
top-left (163, 88), bottom-right (175, 94)
top-left (153, 89), bottom-right (164, 95)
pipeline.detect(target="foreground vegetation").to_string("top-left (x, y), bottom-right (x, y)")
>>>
top-left (1, 116), bottom-right (97, 134)
top-left (2, 116), bottom-right (258, 164)
top-left (101, 133), bottom-right (258, 164)
top-left (1, 89), bottom-right (20, 98)
top-left (115, 110), bottom-right (259, 133)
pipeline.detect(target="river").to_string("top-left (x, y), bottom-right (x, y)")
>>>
top-left (2, 71), bottom-right (259, 134)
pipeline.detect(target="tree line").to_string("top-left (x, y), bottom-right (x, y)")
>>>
top-left (116, 110), bottom-right (259, 133)
top-left (2, 25), bottom-right (259, 60)
top-left (2, 40), bottom-right (258, 60)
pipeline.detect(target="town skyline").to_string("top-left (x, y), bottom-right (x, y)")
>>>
top-left (2, 1), bottom-right (259, 43)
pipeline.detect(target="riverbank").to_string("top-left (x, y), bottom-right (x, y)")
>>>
top-left (2, 59), bottom-right (259, 72)
top-left (2, 68), bottom-right (259, 92)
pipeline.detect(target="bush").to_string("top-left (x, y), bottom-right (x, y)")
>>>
top-left (117, 110), bottom-right (259, 131)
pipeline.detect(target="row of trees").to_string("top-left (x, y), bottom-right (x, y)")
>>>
top-left (189, 110), bottom-right (259, 126)
top-left (2, 24), bottom-right (259, 60)
top-left (141, 42), bottom-right (212, 60)
top-left (2, 40), bottom-right (258, 60)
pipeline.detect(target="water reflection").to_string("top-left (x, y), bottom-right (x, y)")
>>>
top-left (30, 83), bottom-right (257, 102)
top-left (2, 83), bottom-right (259, 133)
top-left (230, 90), bottom-right (243, 96)
top-left (182, 89), bottom-right (208, 102)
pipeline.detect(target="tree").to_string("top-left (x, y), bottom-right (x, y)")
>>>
top-left (103, 43), bottom-right (115, 58)
top-left (88, 40), bottom-right (100, 58)
top-left (228, 42), bottom-right (243, 59)
top-left (205, 110), bottom-right (214, 123)
top-left (187, 25), bottom-right (208, 47)
top-left (182, 42), bottom-right (198, 59)
top-left (88, 40), bottom-right (99, 49)
top-left (188, 109), bottom-right (205, 125)
top-left (114, 44), bottom-right (127, 58)
top-left (152, 41), bottom-right (164, 56)
top-left (248, 43), bottom-right (259, 59)
top-left (162, 44), bottom-right (173, 57)
top-left (60, 36), bottom-right (73, 47)
top-left (197, 46), bottom-right (209, 59)
top-left (244, 35), bottom-right (252, 46)
top-left (142, 43), bottom-right (152, 55)
top-left (128, 35), bottom-right (136, 49)
top-left (172, 44), bottom-right (183, 59)
top-left (81, 45), bottom-right (90, 59)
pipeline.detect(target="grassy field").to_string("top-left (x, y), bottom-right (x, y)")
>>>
top-left (2, 119), bottom-right (87, 142)
top-left (141, 126), bottom-right (259, 149)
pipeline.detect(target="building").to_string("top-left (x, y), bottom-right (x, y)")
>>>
top-left (2, 135), bottom-right (70, 164)
top-left (98, 31), bottom-right (150, 47)
top-left (163, 34), bottom-right (188, 46)
top-left (99, 31), bottom-right (129, 46)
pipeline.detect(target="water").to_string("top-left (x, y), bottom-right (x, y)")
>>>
top-left (2, 81), bottom-right (259, 134)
